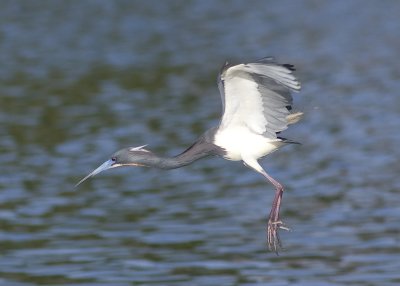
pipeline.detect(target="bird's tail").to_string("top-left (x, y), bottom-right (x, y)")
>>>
top-left (287, 111), bottom-right (303, 125)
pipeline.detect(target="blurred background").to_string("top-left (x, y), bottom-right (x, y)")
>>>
top-left (1, 1), bottom-right (400, 285)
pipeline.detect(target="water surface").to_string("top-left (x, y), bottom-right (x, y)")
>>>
top-left (1, 1), bottom-right (400, 285)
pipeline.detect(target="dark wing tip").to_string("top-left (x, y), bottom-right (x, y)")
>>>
top-left (256, 56), bottom-right (297, 71)
top-left (282, 63), bottom-right (296, 71)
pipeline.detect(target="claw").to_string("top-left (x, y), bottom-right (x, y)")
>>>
top-left (270, 220), bottom-right (290, 231)
top-left (267, 220), bottom-right (290, 254)
top-left (279, 225), bottom-right (290, 231)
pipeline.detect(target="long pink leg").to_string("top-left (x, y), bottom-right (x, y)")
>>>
top-left (260, 170), bottom-right (289, 254)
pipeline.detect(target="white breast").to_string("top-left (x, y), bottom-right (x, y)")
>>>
top-left (214, 127), bottom-right (281, 161)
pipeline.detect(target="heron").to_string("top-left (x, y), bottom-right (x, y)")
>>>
top-left (76, 57), bottom-right (303, 253)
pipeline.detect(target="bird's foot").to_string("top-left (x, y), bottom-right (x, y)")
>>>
top-left (267, 219), bottom-right (290, 254)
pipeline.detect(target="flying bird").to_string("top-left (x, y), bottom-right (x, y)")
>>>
top-left (77, 57), bottom-right (303, 253)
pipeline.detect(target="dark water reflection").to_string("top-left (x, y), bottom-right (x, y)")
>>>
top-left (1, 1), bottom-right (400, 285)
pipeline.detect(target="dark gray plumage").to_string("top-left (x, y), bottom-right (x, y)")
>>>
top-left (77, 57), bottom-right (303, 254)
top-left (109, 128), bottom-right (224, 170)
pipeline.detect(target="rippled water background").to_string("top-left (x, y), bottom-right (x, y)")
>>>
top-left (1, 1), bottom-right (400, 285)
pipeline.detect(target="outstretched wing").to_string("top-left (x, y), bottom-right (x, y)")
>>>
top-left (217, 57), bottom-right (301, 138)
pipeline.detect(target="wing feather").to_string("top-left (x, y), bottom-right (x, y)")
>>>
top-left (217, 58), bottom-right (301, 138)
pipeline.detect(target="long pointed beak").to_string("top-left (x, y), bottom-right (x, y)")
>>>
top-left (75, 159), bottom-right (115, 187)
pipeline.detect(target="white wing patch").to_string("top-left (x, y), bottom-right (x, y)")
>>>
top-left (222, 71), bottom-right (266, 134)
top-left (218, 61), bottom-right (301, 139)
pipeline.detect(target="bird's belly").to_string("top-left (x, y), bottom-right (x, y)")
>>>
top-left (214, 128), bottom-right (280, 161)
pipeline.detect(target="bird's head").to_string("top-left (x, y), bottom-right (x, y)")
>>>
top-left (76, 145), bottom-right (154, 186)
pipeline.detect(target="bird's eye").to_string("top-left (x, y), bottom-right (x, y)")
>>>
top-left (111, 157), bottom-right (117, 162)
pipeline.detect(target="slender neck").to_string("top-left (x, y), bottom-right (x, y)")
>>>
top-left (152, 140), bottom-right (218, 170)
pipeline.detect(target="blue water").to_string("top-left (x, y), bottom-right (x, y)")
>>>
top-left (1, 1), bottom-right (400, 285)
